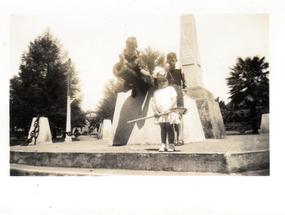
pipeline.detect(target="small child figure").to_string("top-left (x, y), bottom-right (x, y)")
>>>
top-left (151, 66), bottom-right (180, 152)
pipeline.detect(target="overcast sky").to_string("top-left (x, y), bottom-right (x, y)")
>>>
top-left (10, 14), bottom-right (268, 111)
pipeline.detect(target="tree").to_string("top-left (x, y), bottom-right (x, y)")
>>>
top-left (10, 30), bottom-right (85, 138)
top-left (10, 76), bottom-right (25, 131)
top-left (139, 46), bottom-right (165, 73)
top-left (226, 56), bottom-right (269, 133)
top-left (93, 79), bottom-right (124, 124)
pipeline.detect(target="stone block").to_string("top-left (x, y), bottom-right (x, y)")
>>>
top-left (112, 89), bottom-right (159, 146)
top-left (260, 113), bottom-right (269, 133)
top-left (101, 119), bottom-right (113, 141)
top-left (187, 87), bottom-right (226, 139)
top-left (226, 150), bottom-right (269, 173)
top-left (183, 95), bottom-right (205, 142)
top-left (27, 117), bottom-right (52, 145)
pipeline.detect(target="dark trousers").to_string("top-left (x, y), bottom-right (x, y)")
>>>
top-left (160, 123), bottom-right (174, 144)
top-left (174, 124), bottom-right (179, 140)
top-left (173, 85), bottom-right (184, 107)
top-left (173, 85), bottom-right (184, 142)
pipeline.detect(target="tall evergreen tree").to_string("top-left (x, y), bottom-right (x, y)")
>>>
top-left (94, 79), bottom-right (124, 123)
top-left (226, 56), bottom-right (269, 133)
top-left (10, 30), bottom-right (85, 137)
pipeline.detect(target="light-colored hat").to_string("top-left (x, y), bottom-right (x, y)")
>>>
top-left (153, 66), bottom-right (167, 79)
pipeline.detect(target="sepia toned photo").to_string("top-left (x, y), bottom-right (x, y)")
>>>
top-left (9, 13), bottom-right (269, 176)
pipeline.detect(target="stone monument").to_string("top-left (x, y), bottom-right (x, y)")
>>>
top-left (98, 119), bottom-right (113, 140)
top-left (27, 117), bottom-right (52, 145)
top-left (180, 15), bottom-right (203, 88)
top-left (111, 14), bottom-right (226, 146)
top-left (112, 89), bottom-right (205, 146)
top-left (180, 14), bottom-right (225, 138)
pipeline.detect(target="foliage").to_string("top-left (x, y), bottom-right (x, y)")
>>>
top-left (227, 56), bottom-right (269, 108)
top-left (10, 30), bottom-right (85, 137)
top-left (218, 100), bottom-right (248, 123)
top-left (218, 99), bottom-right (258, 134)
top-left (139, 46), bottom-right (165, 73)
top-left (91, 79), bottom-right (124, 126)
top-left (226, 56), bottom-right (269, 133)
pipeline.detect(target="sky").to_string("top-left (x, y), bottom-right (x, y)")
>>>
top-left (10, 13), bottom-right (268, 111)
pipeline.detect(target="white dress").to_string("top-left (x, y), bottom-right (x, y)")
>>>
top-left (151, 86), bottom-right (180, 124)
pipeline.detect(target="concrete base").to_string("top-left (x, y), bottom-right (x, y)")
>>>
top-left (10, 134), bottom-right (269, 175)
top-left (187, 87), bottom-right (226, 138)
top-left (112, 89), bottom-right (205, 146)
top-left (10, 164), bottom-right (269, 176)
top-left (10, 148), bottom-right (269, 175)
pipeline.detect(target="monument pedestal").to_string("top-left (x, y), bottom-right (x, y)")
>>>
top-left (112, 89), bottom-right (205, 146)
top-left (187, 87), bottom-right (226, 139)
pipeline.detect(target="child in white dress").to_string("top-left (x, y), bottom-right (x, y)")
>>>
top-left (152, 67), bottom-right (180, 152)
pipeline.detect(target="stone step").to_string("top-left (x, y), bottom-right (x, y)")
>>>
top-left (10, 164), bottom-right (269, 176)
top-left (10, 149), bottom-right (269, 174)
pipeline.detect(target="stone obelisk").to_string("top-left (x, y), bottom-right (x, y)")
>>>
top-left (180, 14), bottom-right (203, 87)
top-left (180, 14), bottom-right (225, 138)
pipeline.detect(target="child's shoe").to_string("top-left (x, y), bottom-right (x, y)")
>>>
top-left (175, 140), bottom-right (184, 146)
top-left (159, 143), bottom-right (166, 152)
top-left (166, 144), bottom-right (175, 152)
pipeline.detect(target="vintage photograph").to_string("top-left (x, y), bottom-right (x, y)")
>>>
top-left (9, 13), bottom-right (269, 176)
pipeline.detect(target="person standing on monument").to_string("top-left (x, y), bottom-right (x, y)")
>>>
top-left (151, 66), bottom-right (180, 152)
top-left (113, 37), bottom-right (153, 97)
top-left (166, 52), bottom-right (186, 146)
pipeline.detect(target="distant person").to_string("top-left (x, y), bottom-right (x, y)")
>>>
top-left (151, 67), bottom-right (180, 152)
top-left (74, 128), bottom-right (80, 139)
top-left (166, 52), bottom-right (186, 146)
